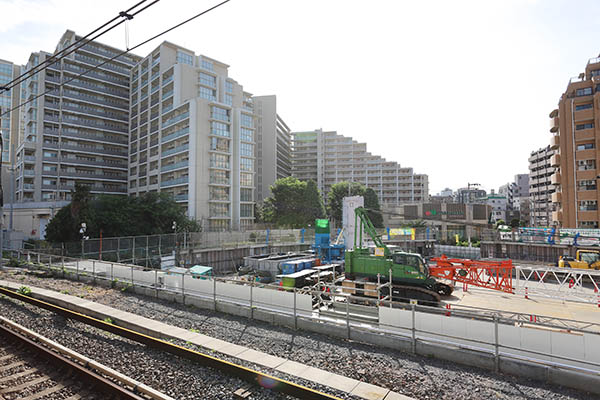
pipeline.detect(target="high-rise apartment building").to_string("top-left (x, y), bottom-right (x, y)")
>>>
top-left (529, 146), bottom-right (555, 226)
top-left (549, 56), bottom-right (600, 228)
top-left (14, 30), bottom-right (140, 203)
top-left (253, 95), bottom-right (291, 202)
top-left (0, 59), bottom-right (22, 205)
top-left (291, 129), bottom-right (428, 204)
top-left (0, 59), bottom-right (22, 164)
top-left (128, 42), bottom-right (255, 231)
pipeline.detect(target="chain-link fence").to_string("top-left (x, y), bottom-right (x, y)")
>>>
top-left (25, 229), bottom-right (317, 268)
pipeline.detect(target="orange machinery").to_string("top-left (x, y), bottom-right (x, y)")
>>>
top-left (429, 255), bottom-right (514, 294)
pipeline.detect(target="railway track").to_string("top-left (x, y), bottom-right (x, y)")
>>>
top-left (0, 318), bottom-right (149, 400)
top-left (0, 286), bottom-right (342, 400)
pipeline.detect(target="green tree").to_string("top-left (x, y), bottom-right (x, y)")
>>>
top-left (262, 177), bottom-right (326, 227)
top-left (364, 187), bottom-right (384, 228)
top-left (302, 180), bottom-right (326, 223)
top-left (45, 189), bottom-right (200, 243)
top-left (327, 181), bottom-right (365, 224)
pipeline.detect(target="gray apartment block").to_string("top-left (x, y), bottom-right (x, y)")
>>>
top-left (291, 129), bottom-right (428, 204)
top-left (253, 95), bottom-right (291, 202)
top-left (14, 30), bottom-right (140, 203)
top-left (128, 42), bottom-right (255, 231)
top-left (529, 145), bottom-right (556, 226)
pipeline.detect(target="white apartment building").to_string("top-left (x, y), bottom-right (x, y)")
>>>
top-left (0, 59), bottom-right (22, 205)
top-left (292, 129), bottom-right (428, 204)
top-left (14, 30), bottom-right (140, 204)
top-left (529, 145), bottom-right (556, 226)
top-left (253, 95), bottom-right (291, 202)
top-left (128, 42), bottom-right (255, 231)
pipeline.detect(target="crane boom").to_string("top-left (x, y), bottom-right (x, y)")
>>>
top-left (354, 207), bottom-right (389, 256)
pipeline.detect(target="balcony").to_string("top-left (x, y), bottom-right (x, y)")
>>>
top-left (174, 193), bottom-right (188, 202)
top-left (161, 160), bottom-right (188, 172)
top-left (550, 135), bottom-right (559, 149)
top-left (160, 176), bottom-right (189, 187)
top-left (162, 112), bottom-right (189, 129)
top-left (59, 170), bottom-right (127, 181)
top-left (162, 143), bottom-right (189, 157)
top-left (550, 172), bottom-right (561, 185)
top-left (549, 116), bottom-right (559, 133)
top-left (551, 191), bottom-right (561, 203)
top-left (161, 127), bottom-right (189, 144)
top-left (550, 154), bottom-right (560, 167)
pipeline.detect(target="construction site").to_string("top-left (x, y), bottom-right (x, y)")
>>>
top-left (1, 195), bottom-right (598, 400)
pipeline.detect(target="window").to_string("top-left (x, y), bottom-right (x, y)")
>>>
top-left (240, 204), bottom-right (253, 218)
top-left (240, 188), bottom-right (253, 202)
top-left (211, 121), bottom-right (229, 137)
top-left (579, 221), bottom-right (599, 228)
top-left (198, 86), bottom-right (216, 101)
top-left (225, 81), bottom-right (233, 93)
top-left (575, 103), bottom-right (593, 111)
top-left (576, 122), bottom-right (594, 130)
top-left (578, 180), bottom-right (597, 191)
top-left (576, 87), bottom-right (593, 96)
top-left (199, 72), bottom-right (216, 88)
top-left (201, 58), bottom-right (214, 71)
top-left (240, 127), bottom-right (253, 142)
top-left (210, 137), bottom-right (230, 152)
top-left (240, 172), bottom-right (252, 186)
top-left (43, 151), bottom-right (57, 158)
top-left (240, 143), bottom-right (253, 157)
top-left (592, 70), bottom-right (600, 77)
top-left (209, 203), bottom-right (229, 217)
top-left (579, 200), bottom-right (598, 211)
top-left (577, 159), bottom-right (596, 171)
top-left (176, 51), bottom-right (193, 66)
top-left (210, 153), bottom-right (229, 169)
top-left (240, 158), bottom-right (253, 171)
top-left (209, 186), bottom-right (229, 201)
top-left (224, 94), bottom-right (232, 106)
top-left (43, 165), bottom-right (57, 172)
top-left (577, 143), bottom-right (595, 150)
top-left (211, 106), bottom-right (229, 122)
top-left (210, 170), bottom-right (229, 184)
top-left (240, 113), bottom-right (253, 128)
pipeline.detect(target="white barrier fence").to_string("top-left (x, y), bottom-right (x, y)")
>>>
top-left (8, 251), bottom-right (600, 378)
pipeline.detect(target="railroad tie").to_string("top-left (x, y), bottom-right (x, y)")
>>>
top-left (233, 387), bottom-right (252, 399)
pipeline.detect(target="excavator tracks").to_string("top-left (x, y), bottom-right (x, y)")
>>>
top-left (390, 285), bottom-right (441, 306)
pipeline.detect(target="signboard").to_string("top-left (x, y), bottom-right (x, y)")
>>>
top-left (374, 247), bottom-right (385, 257)
top-left (389, 228), bottom-right (416, 240)
top-left (161, 255), bottom-right (176, 270)
top-left (343, 196), bottom-right (364, 250)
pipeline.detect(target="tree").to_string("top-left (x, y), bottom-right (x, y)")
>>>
top-left (509, 218), bottom-right (520, 228)
top-left (327, 181), bottom-right (365, 224)
top-left (264, 177), bottom-right (325, 228)
top-left (364, 187), bottom-right (384, 228)
top-left (45, 189), bottom-right (200, 243)
top-left (302, 180), bottom-right (326, 223)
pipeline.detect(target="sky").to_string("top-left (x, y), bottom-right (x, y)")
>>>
top-left (1, 0), bottom-right (600, 195)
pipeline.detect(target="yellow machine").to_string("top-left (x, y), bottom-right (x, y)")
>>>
top-left (558, 250), bottom-right (600, 269)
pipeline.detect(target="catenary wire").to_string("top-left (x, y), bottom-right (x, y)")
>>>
top-left (0, 0), bottom-right (230, 119)
top-left (0, 0), bottom-right (156, 93)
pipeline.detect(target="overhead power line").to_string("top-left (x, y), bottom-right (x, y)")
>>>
top-left (1, 0), bottom-right (231, 119)
top-left (0, 0), bottom-right (160, 94)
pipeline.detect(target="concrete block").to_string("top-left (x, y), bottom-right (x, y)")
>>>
top-left (548, 366), bottom-right (600, 395)
top-left (276, 360), bottom-right (311, 376)
top-left (236, 349), bottom-right (286, 369)
top-left (216, 343), bottom-right (248, 358)
top-left (384, 391), bottom-right (414, 400)
top-left (350, 381), bottom-right (390, 400)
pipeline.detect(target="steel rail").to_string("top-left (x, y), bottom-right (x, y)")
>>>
top-left (0, 316), bottom-right (146, 400)
top-left (0, 286), bottom-right (341, 400)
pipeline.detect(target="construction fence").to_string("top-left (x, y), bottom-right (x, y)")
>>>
top-left (26, 229), bottom-right (317, 268)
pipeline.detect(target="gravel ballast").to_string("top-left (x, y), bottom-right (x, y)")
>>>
top-left (0, 269), bottom-right (593, 400)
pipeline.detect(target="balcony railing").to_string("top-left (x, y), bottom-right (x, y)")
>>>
top-left (162, 143), bottom-right (189, 157)
top-left (161, 160), bottom-right (188, 172)
top-left (162, 112), bottom-right (189, 129)
top-left (160, 176), bottom-right (189, 187)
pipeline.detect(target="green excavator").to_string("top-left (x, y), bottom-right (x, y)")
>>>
top-left (344, 207), bottom-right (452, 304)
